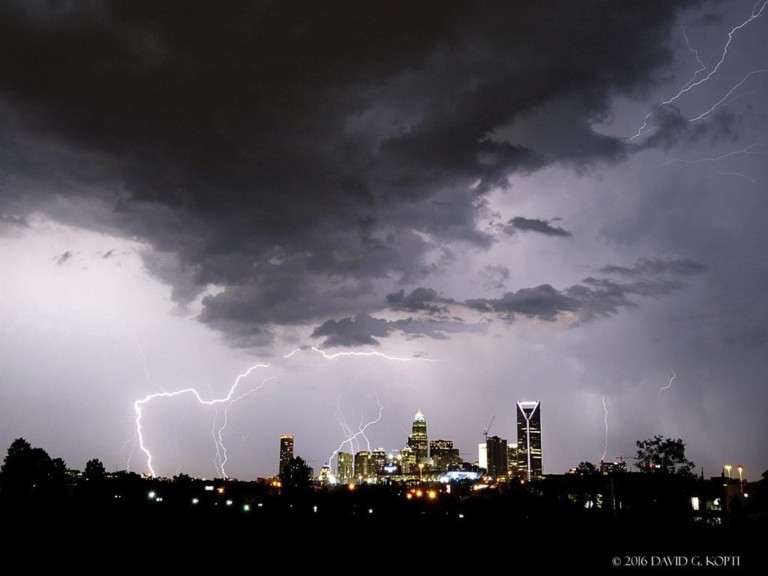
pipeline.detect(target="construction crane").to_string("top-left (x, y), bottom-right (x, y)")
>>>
top-left (483, 415), bottom-right (495, 441)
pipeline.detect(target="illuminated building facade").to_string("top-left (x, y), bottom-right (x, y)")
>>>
top-left (430, 439), bottom-right (461, 471)
top-left (507, 442), bottom-right (519, 478)
top-left (407, 409), bottom-right (429, 463)
top-left (371, 448), bottom-right (387, 475)
top-left (516, 401), bottom-right (542, 481)
top-left (400, 445), bottom-right (416, 474)
top-left (354, 451), bottom-right (374, 479)
top-left (486, 435), bottom-right (508, 479)
top-left (478, 443), bottom-right (487, 470)
top-left (279, 434), bottom-right (294, 476)
top-left (600, 460), bottom-right (628, 475)
top-left (336, 452), bottom-right (353, 483)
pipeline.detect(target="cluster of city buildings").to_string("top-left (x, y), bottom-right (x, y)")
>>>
top-left (279, 401), bottom-right (543, 484)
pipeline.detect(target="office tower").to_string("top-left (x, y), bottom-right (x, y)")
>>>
top-left (336, 452), bottom-right (353, 483)
top-left (407, 409), bottom-right (429, 463)
top-left (279, 434), bottom-right (294, 476)
top-left (516, 401), bottom-right (542, 481)
top-left (430, 439), bottom-right (461, 471)
top-left (478, 443), bottom-right (487, 470)
top-left (486, 435), bottom-right (508, 479)
top-left (354, 450), bottom-right (373, 479)
top-left (371, 448), bottom-right (387, 475)
top-left (400, 445), bottom-right (416, 474)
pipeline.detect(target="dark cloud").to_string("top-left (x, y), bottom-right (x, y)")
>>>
top-left (311, 312), bottom-right (483, 348)
top-left (506, 216), bottom-right (572, 237)
top-left (55, 251), bottom-right (73, 266)
top-left (466, 284), bottom-right (581, 319)
top-left (311, 314), bottom-right (393, 348)
top-left (467, 257), bottom-right (705, 322)
top-left (386, 287), bottom-right (454, 315)
top-left (600, 258), bottom-right (707, 277)
top-left (0, 0), bottom-right (697, 341)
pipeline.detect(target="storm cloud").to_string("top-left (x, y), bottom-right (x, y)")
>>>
top-left (0, 0), bottom-right (704, 342)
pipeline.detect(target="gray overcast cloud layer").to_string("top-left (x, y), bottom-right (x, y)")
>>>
top-left (1, 0), bottom-right (767, 479)
top-left (0, 0), bottom-right (706, 344)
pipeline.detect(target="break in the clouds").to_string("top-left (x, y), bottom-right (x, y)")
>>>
top-left (506, 216), bottom-right (572, 237)
top-left (0, 0), bottom-right (717, 344)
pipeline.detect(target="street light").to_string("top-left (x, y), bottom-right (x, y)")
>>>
top-left (724, 464), bottom-right (732, 479)
top-left (737, 465), bottom-right (744, 483)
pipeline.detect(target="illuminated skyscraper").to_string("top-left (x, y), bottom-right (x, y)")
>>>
top-left (486, 435), bottom-right (508, 479)
top-left (354, 450), bottom-right (374, 480)
top-left (279, 434), bottom-right (294, 476)
top-left (371, 448), bottom-right (387, 475)
top-left (478, 443), bottom-right (487, 470)
top-left (336, 452), bottom-right (353, 483)
top-left (516, 401), bottom-right (542, 481)
top-left (407, 409), bottom-right (429, 463)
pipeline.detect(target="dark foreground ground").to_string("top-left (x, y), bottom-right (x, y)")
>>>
top-left (1, 492), bottom-right (763, 573)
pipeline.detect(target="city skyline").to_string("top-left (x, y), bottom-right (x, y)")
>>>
top-left (1, 1), bottom-right (767, 481)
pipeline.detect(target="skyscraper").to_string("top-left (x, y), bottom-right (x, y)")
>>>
top-left (354, 450), bottom-right (373, 480)
top-left (279, 434), bottom-right (294, 477)
top-left (407, 409), bottom-right (429, 463)
top-left (516, 401), bottom-right (542, 481)
top-left (336, 451), bottom-right (353, 483)
top-left (486, 435), bottom-right (508, 479)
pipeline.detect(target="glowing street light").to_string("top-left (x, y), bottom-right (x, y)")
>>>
top-left (737, 465), bottom-right (744, 483)
top-left (724, 464), bottom-right (732, 479)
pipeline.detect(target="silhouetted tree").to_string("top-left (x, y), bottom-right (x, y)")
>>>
top-left (84, 459), bottom-right (106, 482)
top-left (575, 461), bottom-right (599, 475)
top-left (635, 435), bottom-right (695, 477)
top-left (0, 438), bottom-right (67, 500)
top-left (279, 456), bottom-right (313, 494)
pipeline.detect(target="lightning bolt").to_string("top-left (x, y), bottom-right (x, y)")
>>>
top-left (628, 1), bottom-right (768, 141)
top-left (131, 363), bottom-right (271, 477)
top-left (661, 143), bottom-right (768, 182)
top-left (601, 396), bottom-right (609, 462)
top-left (659, 371), bottom-right (676, 399)
top-left (131, 344), bottom-right (436, 478)
top-left (328, 393), bottom-right (384, 467)
top-left (663, 2), bottom-right (767, 106)
top-left (284, 346), bottom-right (438, 363)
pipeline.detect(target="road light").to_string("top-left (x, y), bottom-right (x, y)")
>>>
top-left (737, 465), bottom-right (744, 483)
top-left (724, 464), bottom-right (732, 479)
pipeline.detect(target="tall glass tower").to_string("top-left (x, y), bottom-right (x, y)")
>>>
top-left (279, 434), bottom-right (294, 476)
top-left (516, 401), bottom-right (542, 481)
top-left (407, 409), bottom-right (429, 463)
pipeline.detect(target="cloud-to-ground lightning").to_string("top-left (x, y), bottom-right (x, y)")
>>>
top-left (131, 362), bottom-right (271, 477)
top-left (328, 393), bottom-right (384, 468)
top-left (601, 396), bottom-right (609, 462)
top-left (628, 1), bottom-right (768, 142)
top-left (131, 345), bottom-right (437, 478)
top-left (659, 371), bottom-right (677, 399)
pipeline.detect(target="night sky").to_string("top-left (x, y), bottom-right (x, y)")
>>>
top-left (1, 0), bottom-right (766, 480)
